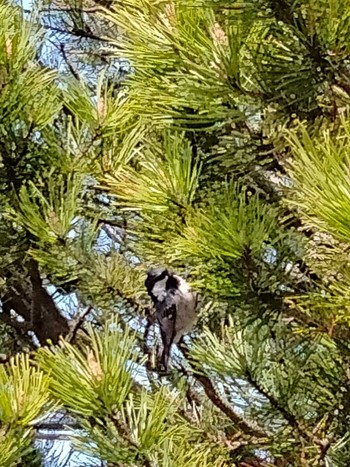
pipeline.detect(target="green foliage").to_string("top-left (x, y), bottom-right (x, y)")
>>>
top-left (0, 355), bottom-right (51, 424)
top-left (0, 4), bottom-right (60, 129)
top-left (0, 355), bottom-right (52, 466)
top-left (38, 319), bottom-right (231, 466)
top-left (287, 116), bottom-right (350, 243)
top-left (174, 183), bottom-right (281, 262)
top-left (101, 1), bottom-right (244, 129)
top-left (191, 317), bottom-right (346, 461)
top-left (64, 76), bottom-right (135, 136)
top-left (10, 172), bottom-right (83, 245)
top-left (37, 319), bottom-right (140, 417)
top-left (4, 0), bottom-right (350, 465)
top-left (103, 131), bottom-right (201, 213)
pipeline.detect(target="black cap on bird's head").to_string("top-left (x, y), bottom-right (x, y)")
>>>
top-left (145, 267), bottom-right (169, 295)
top-left (145, 267), bottom-right (181, 305)
top-left (147, 267), bottom-right (169, 280)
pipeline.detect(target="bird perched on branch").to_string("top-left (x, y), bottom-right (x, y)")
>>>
top-left (145, 268), bottom-right (198, 371)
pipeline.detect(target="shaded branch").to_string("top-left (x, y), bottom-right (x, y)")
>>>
top-left (42, 25), bottom-right (110, 42)
top-left (245, 369), bottom-right (331, 457)
top-left (28, 259), bottom-right (70, 340)
top-left (2, 291), bottom-right (31, 322)
top-left (39, 7), bottom-right (103, 13)
top-left (59, 43), bottom-right (81, 81)
top-left (0, 311), bottom-right (30, 333)
top-left (97, 218), bottom-right (129, 229)
top-left (67, 305), bottom-right (94, 343)
top-left (179, 343), bottom-right (266, 438)
top-left (1, 260), bottom-right (70, 345)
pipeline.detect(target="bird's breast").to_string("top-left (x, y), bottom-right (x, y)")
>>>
top-left (173, 291), bottom-right (197, 343)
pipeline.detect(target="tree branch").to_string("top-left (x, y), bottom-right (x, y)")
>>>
top-left (244, 369), bottom-right (331, 456)
top-left (42, 25), bottom-right (110, 43)
top-left (39, 6), bottom-right (103, 13)
top-left (67, 306), bottom-right (94, 343)
top-left (59, 43), bottom-right (81, 81)
top-left (179, 343), bottom-right (266, 438)
top-left (109, 413), bottom-right (152, 467)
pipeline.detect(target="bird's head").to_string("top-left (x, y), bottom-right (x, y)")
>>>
top-left (147, 267), bottom-right (168, 279)
top-left (146, 267), bottom-right (169, 283)
top-left (145, 267), bottom-right (169, 297)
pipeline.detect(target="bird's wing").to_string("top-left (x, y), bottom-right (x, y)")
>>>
top-left (155, 295), bottom-right (177, 370)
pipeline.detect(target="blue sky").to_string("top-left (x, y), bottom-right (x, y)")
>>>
top-left (22, 0), bottom-right (32, 9)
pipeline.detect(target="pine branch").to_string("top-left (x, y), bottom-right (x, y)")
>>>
top-left (42, 25), bottom-right (110, 43)
top-left (269, 0), bottom-right (326, 69)
top-left (39, 7), bottom-right (103, 13)
top-left (245, 369), bottom-right (301, 431)
top-left (0, 309), bottom-right (31, 333)
top-left (179, 343), bottom-right (266, 438)
top-left (109, 413), bottom-right (152, 467)
top-left (59, 43), bottom-right (81, 81)
top-left (244, 369), bottom-right (331, 457)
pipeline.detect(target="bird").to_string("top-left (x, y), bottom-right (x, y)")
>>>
top-left (145, 267), bottom-right (198, 371)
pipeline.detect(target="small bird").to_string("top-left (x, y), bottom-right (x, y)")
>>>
top-left (145, 268), bottom-right (198, 371)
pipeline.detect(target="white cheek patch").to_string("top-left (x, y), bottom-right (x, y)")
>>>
top-left (173, 275), bottom-right (190, 294)
top-left (152, 277), bottom-right (168, 301)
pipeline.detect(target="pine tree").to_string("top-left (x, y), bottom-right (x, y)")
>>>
top-left (3, 0), bottom-right (350, 465)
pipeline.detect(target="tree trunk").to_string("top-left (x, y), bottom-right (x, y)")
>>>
top-left (0, 260), bottom-right (70, 345)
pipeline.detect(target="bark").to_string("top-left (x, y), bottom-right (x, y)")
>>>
top-left (0, 259), bottom-right (70, 345)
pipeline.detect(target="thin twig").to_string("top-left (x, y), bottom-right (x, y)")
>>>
top-left (67, 306), bottom-right (94, 343)
top-left (42, 25), bottom-right (110, 43)
top-left (59, 43), bottom-right (81, 81)
top-left (39, 7), bottom-right (103, 13)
